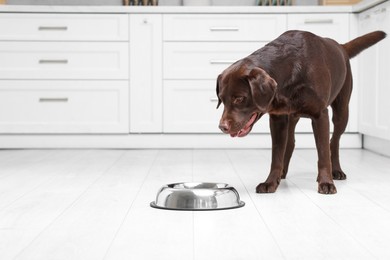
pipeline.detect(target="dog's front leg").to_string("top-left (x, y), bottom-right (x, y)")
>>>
top-left (312, 108), bottom-right (337, 194)
top-left (256, 115), bottom-right (288, 193)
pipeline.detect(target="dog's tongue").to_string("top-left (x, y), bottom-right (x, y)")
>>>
top-left (237, 113), bottom-right (257, 137)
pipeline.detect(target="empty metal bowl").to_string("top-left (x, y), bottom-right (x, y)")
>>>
top-left (150, 182), bottom-right (245, 211)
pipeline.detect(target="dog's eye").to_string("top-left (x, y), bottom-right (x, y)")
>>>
top-left (233, 96), bottom-right (245, 105)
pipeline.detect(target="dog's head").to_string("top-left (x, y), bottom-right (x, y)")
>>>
top-left (216, 64), bottom-right (277, 137)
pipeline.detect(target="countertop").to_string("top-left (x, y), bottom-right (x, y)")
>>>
top-left (0, 0), bottom-right (387, 14)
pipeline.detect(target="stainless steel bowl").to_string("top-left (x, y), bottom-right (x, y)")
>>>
top-left (150, 182), bottom-right (245, 211)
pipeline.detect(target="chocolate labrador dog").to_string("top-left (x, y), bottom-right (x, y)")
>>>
top-left (216, 30), bottom-right (386, 194)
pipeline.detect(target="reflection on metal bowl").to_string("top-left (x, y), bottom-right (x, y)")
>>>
top-left (150, 182), bottom-right (245, 211)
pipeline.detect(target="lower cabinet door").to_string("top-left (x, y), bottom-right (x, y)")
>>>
top-left (0, 80), bottom-right (129, 133)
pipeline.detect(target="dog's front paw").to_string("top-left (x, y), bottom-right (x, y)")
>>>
top-left (318, 182), bottom-right (337, 194)
top-left (256, 182), bottom-right (279, 193)
top-left (332, 170), bottom-right (347, 180)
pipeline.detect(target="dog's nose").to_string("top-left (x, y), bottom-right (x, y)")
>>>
top-left (219, 121), bottom-right (230, 133)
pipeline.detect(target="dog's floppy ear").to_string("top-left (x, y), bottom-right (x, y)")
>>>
top-left (215, 74), bottom-right (222, 109)
top-left (247, 68), bottom-right (277, 112)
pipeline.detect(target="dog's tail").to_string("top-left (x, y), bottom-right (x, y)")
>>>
top-left (342, 31), bottom-right (387, 59)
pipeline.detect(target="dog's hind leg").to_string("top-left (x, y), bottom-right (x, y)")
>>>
top-left (330, 68), bottom-right (353, 180)
top-left (281, 114), bottom-right (300, 179)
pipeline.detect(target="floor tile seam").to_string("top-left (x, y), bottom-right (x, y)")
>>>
top-left (286, 177), bottom-right (378, 259)
top-left (0, 150), bottom-right (74, 180)
top-left (224, 150), bottom-right (287, 260)
top-left (0, 150), bottom-right (52, 177)
top-left (102, 150), bottom-right (160, 260)
top-left (0, 150), bottom-right (93, 213)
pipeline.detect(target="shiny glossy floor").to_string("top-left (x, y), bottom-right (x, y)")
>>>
top-left (0, 149), bottom-right (389, 260)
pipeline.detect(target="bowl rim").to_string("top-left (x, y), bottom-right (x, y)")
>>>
top-left (165, 182), bottom-right (232, 190)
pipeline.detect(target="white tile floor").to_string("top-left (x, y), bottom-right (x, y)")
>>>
top-left (0, 149), bottom-right (390, 260)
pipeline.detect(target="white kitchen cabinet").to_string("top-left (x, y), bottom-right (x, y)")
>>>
top-left (163, 14), bottom-right (287, 134)
top-left (0, 6), bottom-right (374, 148)
top-left (0, 80), bottom-right (129, 133)
top-left (164, 13), bottom-right (354, 134)
top-left (358, 1), bottom-right (390, 141)
top-left (129, 14), bottom-right (163, 133)
top-left (0, 13), bottom-right (130, 134)
top-left (163, 41), bottom-right (260, 132)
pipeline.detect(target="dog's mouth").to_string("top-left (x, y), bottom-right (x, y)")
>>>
top-left (230, 113), bottom-right (261, 138)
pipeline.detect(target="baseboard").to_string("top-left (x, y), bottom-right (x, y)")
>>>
top-left (363, 135), bottom-right (390, 157)
top-left (0, 133), bottom-right (362, 149)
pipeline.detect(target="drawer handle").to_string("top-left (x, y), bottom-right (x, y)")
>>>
top-left (39, 60), bottom-right (68, 64)
top-left (210, 97), bottom-right (219, 102)
top-left (210, 60), bottom-right (236, 65)
top-left (304, 19), bottom-right (333, 24)
top-left (39, 98), bottom-right (69, 103)
top-left (38, 26), bottom-right (68, 31)
top-left (209, 27), bottom-right (239, 32)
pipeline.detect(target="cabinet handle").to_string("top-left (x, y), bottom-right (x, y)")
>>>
top-left (39, 60), bottom-right (68, 64)
top-left (39, 98), bottom-right (69, 103)
top-left (38, 26), bottom-right (68, 31)
top-left (210, 97), bottom-right (219, 102)
top-left (304, 19), bottom-right (333, 24)
top-left (209, 27), bottom-right (239, 32)
top-left (374, 8), bottom-right (387, 14)
top-left (362, 14), bottom-right (371, 20)
top-left (210, 60), bottom-right (236, 65)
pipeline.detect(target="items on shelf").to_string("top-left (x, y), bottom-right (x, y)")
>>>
top-left (259, 0), bottom-right (292, 5)
top-left (124, 0), bottom-right (158, 5)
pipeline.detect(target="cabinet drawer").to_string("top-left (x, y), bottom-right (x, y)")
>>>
top-left (163, 80), bottom-right (222, 133)
top-left (164, 14), bottom-right (286, 42)
top-left (0, 42), bottom-right (129, 79)
top-left (0, 13), bottom-right (128, 41)
top-left (163, 42), bottom-right (263, 79)
top-left (163, 80), bottom-right (271, 133)
top-left (0, 81), bottom-right (129, 133)
top-left (287, 14), bottom-right (349, 42)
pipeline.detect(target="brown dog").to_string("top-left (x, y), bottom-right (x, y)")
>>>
top-left (216, 30), bottom-right (386, 194)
